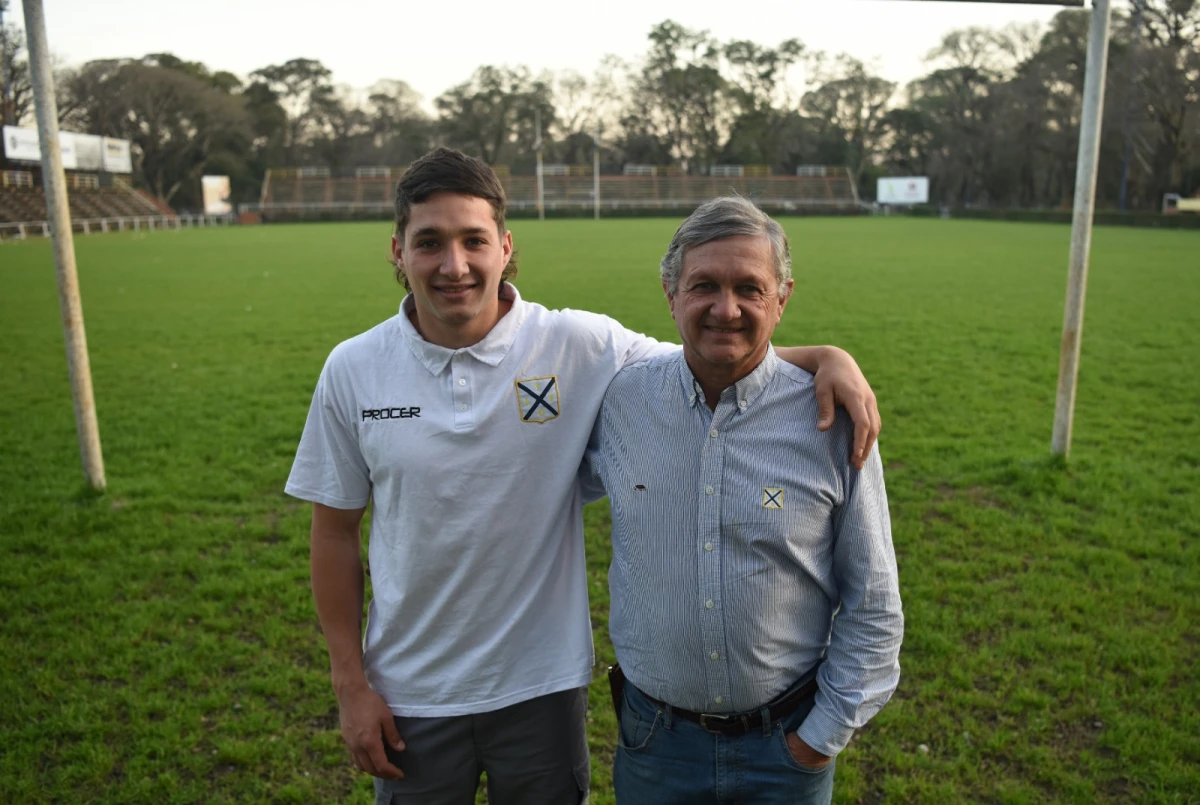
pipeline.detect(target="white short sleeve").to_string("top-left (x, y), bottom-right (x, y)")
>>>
top-left (285, 352), bottom-right (371, 510)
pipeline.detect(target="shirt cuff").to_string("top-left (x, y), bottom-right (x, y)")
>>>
top-left (796, 705), bottom-right (855, 757)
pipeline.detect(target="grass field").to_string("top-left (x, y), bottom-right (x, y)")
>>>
top-left (1, 217), bottom-right (1197, 804)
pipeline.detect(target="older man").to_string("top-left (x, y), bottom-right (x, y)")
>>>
top-left (582, 197), bottom-right (904, 805)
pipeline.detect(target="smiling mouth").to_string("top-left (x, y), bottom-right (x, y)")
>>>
top-left (434, 284), bottom-right (477, 296)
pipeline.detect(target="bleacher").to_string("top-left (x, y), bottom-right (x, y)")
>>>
top-left (0, 171), bottom-right (167, 225)
top-left (256, 165), bottom-right (862, 222)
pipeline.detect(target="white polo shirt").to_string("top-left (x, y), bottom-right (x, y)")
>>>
top-left (285, 284), bottom-right (670, 717)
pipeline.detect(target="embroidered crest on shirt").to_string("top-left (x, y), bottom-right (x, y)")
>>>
top-left (515, 376), bottom-right (560, 423)
top-left (762, 487), bottom-right (785, 509)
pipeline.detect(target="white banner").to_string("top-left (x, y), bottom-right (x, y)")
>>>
top-left (3, 125), bottom-right (41, 162)
top-left (877, 176), bottom-right (929, 205)
top-left (102, 138), bottom-right (133, 174)
top-left (201, 175), bottom-right (232, 215)
top-left (73, 133), bottom-right (105, 171)
top-left (3, 125), bottom-right (132, 172)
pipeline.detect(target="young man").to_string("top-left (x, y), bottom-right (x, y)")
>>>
top-left (583, 197), bottom-right (903, 805)
top-left (285, 148), bottom-right (881, 805)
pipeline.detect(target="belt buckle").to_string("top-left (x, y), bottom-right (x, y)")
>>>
top-left (699, 713), bottom-right (735, 733)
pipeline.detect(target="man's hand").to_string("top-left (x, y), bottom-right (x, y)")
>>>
top-left (337, 683), bottom-right (406, 779)
top-left (786, 731), bottom-right (832, 770)
top-left (811, 346), bottom-right (881, 470)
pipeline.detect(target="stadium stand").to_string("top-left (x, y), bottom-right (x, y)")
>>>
top-left (255, 165), bottom-right (862, 222)
top-left (0, 171), bottom-right (167, 224)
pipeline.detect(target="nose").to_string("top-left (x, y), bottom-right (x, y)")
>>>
top-left (710, 288), bottom-right (741, 321)
top-left (440, 243), bottom-right (469, 279)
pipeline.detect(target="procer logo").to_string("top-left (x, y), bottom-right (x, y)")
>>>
top-left (362, 406), bottom-right (421, 421)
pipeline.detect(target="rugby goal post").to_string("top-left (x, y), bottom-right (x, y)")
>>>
top-left (915, 0), bottom-right (1108, 459)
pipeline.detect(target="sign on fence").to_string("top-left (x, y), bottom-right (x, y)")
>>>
top-left (877, 177), bottom-right (930, 205)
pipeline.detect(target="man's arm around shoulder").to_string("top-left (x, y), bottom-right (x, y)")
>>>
top-left (311, 502), bottom-right (405, 779)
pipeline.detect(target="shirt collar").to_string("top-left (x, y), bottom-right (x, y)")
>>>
top-left (678, 346), bottom-right (780, 410)
top-left (398, 283), bottom-right (527, 375)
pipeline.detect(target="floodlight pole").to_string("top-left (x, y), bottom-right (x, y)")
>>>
top-left (23, 0), bottom-right (106, 489)
top-left (593, 126), bottom-right (601, 220)
top-left (1052, 0), bottom-right (1111, 457)
top-left (534, 109), bottom-right (545, 221)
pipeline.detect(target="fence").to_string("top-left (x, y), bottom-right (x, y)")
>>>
top-left (0, 213), bottom-right (235, 242)
top-left (256, 169), bottom-right (862, 220)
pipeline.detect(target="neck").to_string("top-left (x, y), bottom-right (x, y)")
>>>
top-left (689, 362), bottom-right (747, 411)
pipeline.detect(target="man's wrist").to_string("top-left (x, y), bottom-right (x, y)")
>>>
top-left (331, 670), bottom-right (370, 698)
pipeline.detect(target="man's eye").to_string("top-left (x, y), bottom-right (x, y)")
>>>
top-left (417, 240), bottom-right (438, 249)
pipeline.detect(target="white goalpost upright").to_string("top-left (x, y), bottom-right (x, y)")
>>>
top-left (910, 0), bottom-right (1109, 459)
top-left (23, 0), bottom-right (106, 490)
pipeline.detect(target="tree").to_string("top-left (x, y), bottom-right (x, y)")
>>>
top-left (435, 65), bottom-right (554, 166)
top-left (365, 79), bottom-right (432, 165)
top-left (802, 56), bottom-right (896, 192)
top-left (0, 10), bottom-right (32, 127)
top-left (249, 58), bottom-right (335, 165)
top-left (63, 57), bottom-right (251, 208)
top-left (632, 20), bottom-right (730, 172)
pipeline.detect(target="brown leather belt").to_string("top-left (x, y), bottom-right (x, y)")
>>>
top-left (641, 677), bottom-right (819, 736)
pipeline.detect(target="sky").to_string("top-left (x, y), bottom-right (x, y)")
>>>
top-left (6, 0), bottom-right (1080, 108)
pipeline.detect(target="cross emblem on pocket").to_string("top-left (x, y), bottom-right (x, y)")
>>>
top-left (762, 488), bottom-right (784, 509)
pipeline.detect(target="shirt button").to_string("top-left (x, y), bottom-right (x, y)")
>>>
top-left (739, 400), bottom-right (748, 410)
top-left (457, 378), bottom-right (466, 386)
top-left (705, 599), bottom-right (714, 609)
top-left (710, 651), bottom-right (719, 660)
top-left (709, 429), bottom-right (718, 438)
top-left (704, 486), bottom-right (714, 495)
top-left (714, 696), bottom-right (724, 704)
top-left (458, 404), bottom-right (467, 412)
top-left (704, 542), bottom-right (713, 552)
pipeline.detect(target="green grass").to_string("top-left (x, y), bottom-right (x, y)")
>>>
top-left (1, 218), bottom-right (1197, 804)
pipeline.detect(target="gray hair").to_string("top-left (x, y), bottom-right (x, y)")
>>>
top-left (660, 196), bottom-right (792, 298)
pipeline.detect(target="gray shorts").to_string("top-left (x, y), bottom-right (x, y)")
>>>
top-left (373, 685), bottom-right (590, 805)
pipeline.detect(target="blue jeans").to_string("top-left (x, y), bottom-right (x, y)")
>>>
top-left (613, 678), bottom-right (834, 805)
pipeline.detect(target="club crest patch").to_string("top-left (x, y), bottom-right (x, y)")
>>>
top-left (515, 376), bottom-right (560, 424)
top-left (762, 487), bottom-right (784, 509)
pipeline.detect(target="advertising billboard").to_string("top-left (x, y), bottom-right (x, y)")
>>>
top-left (877, 176), bottom-right (930, 205)
top-left (73, 134), bottom-right (105, 171)
top-left (3, 125), bottom-right (41, 162)
top-left (102, 138), bottom-right (133, 173)
top-left (201, 175), bottom-right (232, 215)
top-left (3, 125), bottom-right (132, 173)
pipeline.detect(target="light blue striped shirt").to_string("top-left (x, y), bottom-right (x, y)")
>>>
top-left (581, 347), bottom-right (903, 756)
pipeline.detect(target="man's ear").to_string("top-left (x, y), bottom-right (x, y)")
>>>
top-left (391, 234), bottom-right (405, 269)
top-left (663, 281), bottom-right (677, 319)
top-left (776, 279), bottom-right (794, 320)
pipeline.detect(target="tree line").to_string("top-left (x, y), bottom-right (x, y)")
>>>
top-left (0, 2), bottom-right (1197, 212)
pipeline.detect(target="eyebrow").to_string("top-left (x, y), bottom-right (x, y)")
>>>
top-left (411, 226), bottom-right (492, 237)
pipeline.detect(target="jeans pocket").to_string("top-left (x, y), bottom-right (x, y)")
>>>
top-left (775, 727), bottom-right (833, 774)
top-left (618, 692), bottom-right (661, 752)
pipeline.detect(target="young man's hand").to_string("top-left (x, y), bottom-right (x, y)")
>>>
top-left (337, 682), bottom-right (406, 779)
top-left (811, 346), bottom-right (881, 470)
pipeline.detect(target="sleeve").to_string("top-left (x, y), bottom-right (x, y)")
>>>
top-left (798, 444), bottom-right (904, 757)
top-left (577, 402), bottom-right (609, 505)
top-left (609, 320), bottom-right (678, 369)
top-left (284, 352), bottom-right (372, 509)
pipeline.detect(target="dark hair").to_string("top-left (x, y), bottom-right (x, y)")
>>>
top-left (392, 147), bottom-right (518, 289)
